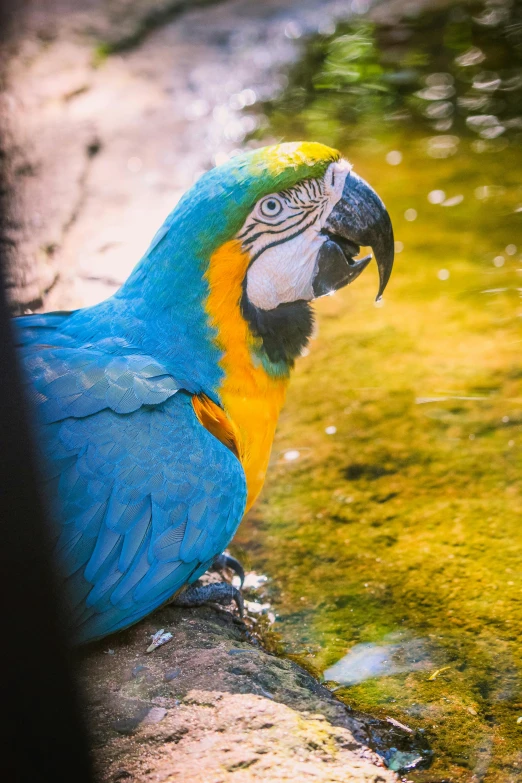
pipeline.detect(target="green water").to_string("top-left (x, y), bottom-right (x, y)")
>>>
top-left (235, 2), bottom-right (522, 780)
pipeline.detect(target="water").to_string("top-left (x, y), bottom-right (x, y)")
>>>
top-left (234, 2), bottom-right (522, 780)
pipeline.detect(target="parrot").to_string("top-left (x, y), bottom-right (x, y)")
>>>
top-left (15, 142), bottom-right (394, 644)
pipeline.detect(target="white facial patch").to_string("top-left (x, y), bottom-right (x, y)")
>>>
top-left (240, 159), bottom-right (351, 311)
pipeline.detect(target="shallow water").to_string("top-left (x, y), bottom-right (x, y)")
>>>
top-left (235, 2), bottom-right (522, 780)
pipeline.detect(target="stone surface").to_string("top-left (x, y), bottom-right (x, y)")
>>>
top-left (79, 602), bottom-right (399, 783)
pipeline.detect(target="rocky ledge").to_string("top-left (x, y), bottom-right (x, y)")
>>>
top-left (79, 601), bottom-right (404, 783)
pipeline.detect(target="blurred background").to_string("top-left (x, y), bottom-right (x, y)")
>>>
top-left (2, 0), bottom-right (521, 780)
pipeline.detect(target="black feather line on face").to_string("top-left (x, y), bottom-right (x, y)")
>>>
top-left (240, 283), bottom-right (314, 367)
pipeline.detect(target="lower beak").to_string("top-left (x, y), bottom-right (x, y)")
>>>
top-left (312, 171), bottom-right (395, 300)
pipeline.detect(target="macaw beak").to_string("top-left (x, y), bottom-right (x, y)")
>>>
top-left (313, 171), bottom-right (395, 300)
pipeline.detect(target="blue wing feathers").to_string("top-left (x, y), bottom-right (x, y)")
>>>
top-left (84, 526), bottom-right (121, 583)
top-left (133, 561), bottom-right (188, 603)
top-left (154, 520), bottom-right (188, 561)
top-left (119, 516), bottom-right (152, 572)
top-left (22, 349), bottom-right (181, 422)
top-left (18, 315), bottom-right (247, 643)
top-left (110, 533), bottom-right (153, 605)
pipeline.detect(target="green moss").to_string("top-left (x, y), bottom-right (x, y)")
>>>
top-left (236, 3), bottom-right (522, 780)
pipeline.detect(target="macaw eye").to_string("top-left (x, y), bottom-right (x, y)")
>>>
top-left (259, 196), bottom-right (284, 218)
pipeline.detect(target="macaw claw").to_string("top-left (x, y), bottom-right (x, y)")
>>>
top-left (212, 552), bottom-right (245, 587)
top-left (173, 581), bottom-right (244, 616)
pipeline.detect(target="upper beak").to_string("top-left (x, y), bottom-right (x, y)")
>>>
top-left (313, 171), bottom-right (394, 300)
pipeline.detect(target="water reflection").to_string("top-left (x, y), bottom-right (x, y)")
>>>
top-left (257, 0), bottom-right (522, 147)
top-left (324, 635), bottom-right (432, 685)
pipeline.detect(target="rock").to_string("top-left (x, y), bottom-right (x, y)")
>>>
top-left (78, 603), bottom-right (399, 782)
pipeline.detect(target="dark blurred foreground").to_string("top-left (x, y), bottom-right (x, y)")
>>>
top-left (0, 3), bottom-right (93, 781)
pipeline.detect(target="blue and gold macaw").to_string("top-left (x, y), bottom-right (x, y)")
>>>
top-left (15, 142), bottom-right (393, 644)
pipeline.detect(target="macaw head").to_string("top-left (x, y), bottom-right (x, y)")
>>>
top-left (122, 141), bottom-right (394, 380)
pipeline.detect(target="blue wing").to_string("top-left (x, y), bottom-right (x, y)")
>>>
top-left (17, 315), bottom-right (247, 644)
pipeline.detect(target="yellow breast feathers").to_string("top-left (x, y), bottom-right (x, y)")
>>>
top-left (197, 239), bottom-right (288, 511)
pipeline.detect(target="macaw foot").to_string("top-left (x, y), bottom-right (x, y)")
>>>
top-left (212, 552), bottom-right (245, 587)
top-left (173, 581), bottom-right (244, 616)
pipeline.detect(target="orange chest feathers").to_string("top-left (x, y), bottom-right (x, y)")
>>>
top-left (193, 240), bottom-right (289, 511)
